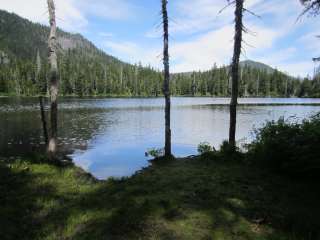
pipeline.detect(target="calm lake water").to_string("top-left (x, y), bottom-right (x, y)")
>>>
top-left (1, 97), bottom-right (320, 179)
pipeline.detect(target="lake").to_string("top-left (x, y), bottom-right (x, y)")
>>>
top-left (1, 97), bottom-right (320, 179)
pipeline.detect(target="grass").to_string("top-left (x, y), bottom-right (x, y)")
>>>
top-left (0, 154), bottom-right (319, 240)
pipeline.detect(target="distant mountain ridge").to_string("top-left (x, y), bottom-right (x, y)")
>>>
top-left (0, 9), bottom-right (162, 96)
top-left (173, 60), bottom-right (278, 77)
top-left (239, 60), bottom-right (276, 74)
top-left (0, 9), bottom-right (122, 64)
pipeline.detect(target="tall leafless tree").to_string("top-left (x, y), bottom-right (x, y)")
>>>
top-left (161, 0), bottom-right (172, 157)
top-left (47, 0), bottom-right (59, 156)
top-left (229, 0), bottom-right (244, 148)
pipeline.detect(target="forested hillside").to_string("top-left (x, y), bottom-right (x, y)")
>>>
top-left (0, 9), bottom-right (319, 97)
top-left (0, 10), bottom-right (162, 97)
top-left (172, 61), bottom-right (320, 97)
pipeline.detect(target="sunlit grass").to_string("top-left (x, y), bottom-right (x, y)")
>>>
top-left (1, 155), bottom-right (319, 240)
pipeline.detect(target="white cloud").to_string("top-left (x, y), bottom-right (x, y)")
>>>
top-left (0, 0), bottom-right (135, 32)
top-left (169, 22), bottom-right (280, 73)
top-left (277, 61), bottom-right (314, 77)
top-left (171, 25), bottom-right (234, 72)
top-left (104, 41), bottom-right (140, 57)
top-left (169, 0), bottom-right (264, 36)
top-left (99, 32), bottom-right (114, 38)
top-left (170, 0), bottom-right (232, 35)
top-left (1, 0), bottom-right (88, 32)
top-left (103, 40), bottom-right (162, 67)
top-left (298, 33), bottom-right (320, 52)
top-left (76, 0), bottom-right (136, 21)
top-left (254, 47), bottom-right (297, 64)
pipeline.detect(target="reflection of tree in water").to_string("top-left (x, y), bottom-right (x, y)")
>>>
top-left (59, 108), bottom-right (114, 148)
top-left (0, 107), bottom-right (114, 157)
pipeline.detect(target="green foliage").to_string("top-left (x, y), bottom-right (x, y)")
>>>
top-left (247, 114), bottom-right (320, 177)
top-left (145, 148), bottom-right (164, 158)
top-left (197, 142), bottom-right (213, 154)
top-left (171, 64), bottom-right (305, 98)
top-left (220, 140), bottom-right (234, 154)
top-left (215, 140), bottom-right (244, 162)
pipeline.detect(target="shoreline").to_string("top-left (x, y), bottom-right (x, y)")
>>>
top-left (1, 94), bottom-right (320, 99)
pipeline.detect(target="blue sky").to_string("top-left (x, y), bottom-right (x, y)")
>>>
top-left (2, 0), bottom-right (320, 77)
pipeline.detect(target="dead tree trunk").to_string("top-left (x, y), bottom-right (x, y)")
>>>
top-left (47, 0), bottom-right (59, 156)
top-left (39, 96), bottom-right (49, 145)
top-left (162, 0), bottom-right (172, 157)
top-left (229, 0), bottom-right (244, 148)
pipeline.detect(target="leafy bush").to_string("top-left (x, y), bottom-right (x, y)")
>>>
top-left (145, 148), bottom-right (164, 158)
top-left (217, 140), bottom-right (243, 161)
top-left (247, 114), bottom-right (320, 177)
top-left (220, 140), bottom-right (238, 155)
top-left (197, 142), bottom-right (213, 154)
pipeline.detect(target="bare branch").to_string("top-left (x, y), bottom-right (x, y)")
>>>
top-left (217, 0), bottom-right (236, 15)
top-left (243, 8), bottom-right (261, 19)
top-left (242, 25), bottom-right (257, 36)
top-left (242, 39), bottom-right (255, 48)
top-left (297, 0), bottom-right (320, 21)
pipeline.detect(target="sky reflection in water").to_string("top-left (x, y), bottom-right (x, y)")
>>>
top-left (1, 97), bottom-right (320, 179)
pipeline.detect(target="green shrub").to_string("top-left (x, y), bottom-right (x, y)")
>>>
top-left (218, 140), bottom-right (243, 161)
top-left (247, 113), bottom-right (320, 177)
top-left (197, 142), bottom-right (213, 154)
top-left (145, 148), bottom-right (164, 158)
top-left (220, 140), bottom-right (238, 155)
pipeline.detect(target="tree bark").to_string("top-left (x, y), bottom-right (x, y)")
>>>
top-left (162, 0), bottom-right (172, 157)
top-left (47, 0), bottom-right (59, 156)
top-left (229, 0), bottom-right (244, 148)
top-left (39, 96), bottom-right (49, 146)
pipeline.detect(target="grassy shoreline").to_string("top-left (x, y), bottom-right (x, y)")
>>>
top-left (1, 154), bottom-right (319, 240)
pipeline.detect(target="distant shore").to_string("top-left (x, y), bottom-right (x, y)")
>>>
top-left (1, 94), bottom-right (320, 99)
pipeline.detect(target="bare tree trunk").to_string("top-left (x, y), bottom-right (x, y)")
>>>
top-left (162, 0), bottom-right (172, 157)
top-left (285, 78), bottom-right (288, 97)
top-left (134, 65), bottom-right (138, 96)
top-left (104, 65), bottom-right (107, 94)
top-left (229, 0), bottom-right (244, 148)
top-left (192, 73), bottom-right (196, 96)
top-left (47, 0), bottom-right (59, 156)
top-left (39, 96), bottom-right (49, 146)
top-left (256, 73), bottom-right (260, 96)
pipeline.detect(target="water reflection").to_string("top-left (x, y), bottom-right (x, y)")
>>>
top-left (1, 97), bottom-right (320, 179)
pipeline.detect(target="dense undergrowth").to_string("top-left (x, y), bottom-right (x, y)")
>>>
top-left (247, 113), bottom-right (320, 177)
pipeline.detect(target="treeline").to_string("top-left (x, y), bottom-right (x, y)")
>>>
top-left (0, 52), bottom-right (163, 97)
top-left (1, 55), bottom-right (320, 97)
top-left (172, 64), bottom-right (320, 97)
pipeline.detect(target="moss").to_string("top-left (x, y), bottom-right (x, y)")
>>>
top-left (0, 155), bottom-right (319, 240)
